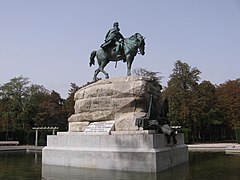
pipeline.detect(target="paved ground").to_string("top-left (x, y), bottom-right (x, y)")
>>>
top-left (1, 143), bottom-right (240, 153)
top-left (187, 143), bottom-right (239, 152)
top-left (0, 145), bottom-right (44, 152)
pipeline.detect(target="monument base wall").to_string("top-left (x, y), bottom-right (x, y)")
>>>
top-left (42, 132), bottom-right (188, 172)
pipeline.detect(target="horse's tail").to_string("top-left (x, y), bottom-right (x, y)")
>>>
top-left (89, 51), bottom-right (96, 67)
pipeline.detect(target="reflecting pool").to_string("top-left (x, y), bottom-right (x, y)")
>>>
top-left (0, 151), bottom-right (240, 180)
top-left (0, 151), bottom-right (42, 179)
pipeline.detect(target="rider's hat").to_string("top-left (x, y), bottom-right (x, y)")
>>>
top-left (113, 22), bottom-right (119, 27)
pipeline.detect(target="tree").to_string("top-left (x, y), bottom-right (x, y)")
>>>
top-left (0, 76), bottom-right (31, 130)
top-left (0, 76), bottom-right (50, 143)
top-left (216, 79), bottom-right (240, 128)
top-left (133, 68), bottom-right (164, 85)
top-left (32, 90), bottom-right (68, 131)
top-left (166, 60), bottom-right (201, 123)
top-left (64, 83), bottom-right (80, 117)
top-left (164, 60), bottom-right (201, 142)
top-left (195, 81), bottom-right (224, 142)
top-left (168, 60), bottom-right (201, 91)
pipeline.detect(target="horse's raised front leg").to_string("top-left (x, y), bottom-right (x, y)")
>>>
top-left (103, 70), bottom-right (109, 79)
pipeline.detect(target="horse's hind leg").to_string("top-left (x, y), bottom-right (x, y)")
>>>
top-left (99, 60), bottom-right (109, 79)
top-left (93, 68), bottom-right (100, 81)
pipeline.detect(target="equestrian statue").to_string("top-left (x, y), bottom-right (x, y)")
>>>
top-left (89, 22), bottom-right (145, 81)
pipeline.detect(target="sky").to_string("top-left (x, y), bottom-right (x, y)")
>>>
top-left (0, 0), bottom-right (240, 98)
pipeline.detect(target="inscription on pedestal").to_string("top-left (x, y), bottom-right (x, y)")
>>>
top-left (84, 121), bottom-right (115, 134)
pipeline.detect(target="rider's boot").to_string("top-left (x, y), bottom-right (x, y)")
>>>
top-left (115, 44), bottom-right (121, 58)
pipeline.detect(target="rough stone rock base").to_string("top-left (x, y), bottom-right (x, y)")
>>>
top-left (42, 132), bottom-right (188, 172)
top-left (68, 122), bottom-right (89, 132)
top-left (68, 76), bottom-right (163, 132)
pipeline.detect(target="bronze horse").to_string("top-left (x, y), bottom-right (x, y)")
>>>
top-left (89, 33), bottom-right (145, 81)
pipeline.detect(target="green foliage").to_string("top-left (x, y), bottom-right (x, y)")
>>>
top-left (0, 76), bottom-right (34, 131)
top-left (215, 79), bottom-right (240, 128)
top-left (179, 128), bottom-right (191, 144)
top-left (164, 60), bottom-right (236, 142)
top-left (64, 83), bottom-right (80, 117)
top-left (133, 68), bottom-right (164, 85)
top-left (0, 76), bottom-right (74, 144)
top-left (165, 60), bottom-right (201, 126)
top-left (168, 60), bottom-right (201, 91)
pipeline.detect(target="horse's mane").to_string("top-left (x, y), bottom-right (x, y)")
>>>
top-left (127, 33), bottom-right (140, 40)
top-left (124, 33), bottom-right (140, 51)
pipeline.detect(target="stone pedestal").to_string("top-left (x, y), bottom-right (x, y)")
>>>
top-left (42, 132), bottom-right (188, 172)
top-left (42, 76), bottom-right (188, 172)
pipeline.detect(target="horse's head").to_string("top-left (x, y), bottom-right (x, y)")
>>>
top-left (135, 33), bottom-right (145, 55)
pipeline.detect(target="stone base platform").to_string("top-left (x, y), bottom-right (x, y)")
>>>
top-left (225, 144), bottom-right (240, 155)
top-left (42, 132), bottom-right (188, 172)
